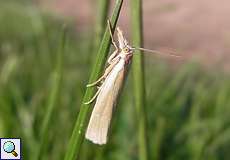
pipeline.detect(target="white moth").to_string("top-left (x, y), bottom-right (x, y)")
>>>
top-left (84, 20), bottom-right (180, 145)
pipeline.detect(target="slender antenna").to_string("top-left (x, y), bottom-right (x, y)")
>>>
top-left (132, 47), bottom-right (181, 58)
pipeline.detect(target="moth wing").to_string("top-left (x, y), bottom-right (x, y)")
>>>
top-left (85, 67), bottom-right (125, 145)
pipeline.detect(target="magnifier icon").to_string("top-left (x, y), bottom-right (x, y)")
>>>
top-left (3, 141), bottom-right (18, 157)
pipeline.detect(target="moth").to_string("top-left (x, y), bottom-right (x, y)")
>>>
top-left (84, 20), bottom-right (180, 145)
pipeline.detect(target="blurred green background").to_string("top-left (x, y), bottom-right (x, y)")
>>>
top-left (1, 0), bottom-right (230, 160)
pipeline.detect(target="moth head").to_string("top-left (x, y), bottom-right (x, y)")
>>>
top-left (122, 46), bottom-right (134, 54)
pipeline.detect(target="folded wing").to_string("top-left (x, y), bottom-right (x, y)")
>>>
top-left (85, 63), bottom-right (125, 145)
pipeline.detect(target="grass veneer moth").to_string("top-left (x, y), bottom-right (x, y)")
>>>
top-left (84, 20), bottom-right (180, 145)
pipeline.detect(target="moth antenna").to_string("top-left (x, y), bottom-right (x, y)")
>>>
top-left (132, 47), bottom-right (181, 58)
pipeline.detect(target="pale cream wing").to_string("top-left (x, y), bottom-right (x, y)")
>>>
top-left (85, 67), bottom-right (125, 145)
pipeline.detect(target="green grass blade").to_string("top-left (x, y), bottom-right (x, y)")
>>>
top-left (131, 0), bottom-right (149, 160)
top-left (35, 25), bottom-right (67, 160)
top-left (93, 0), bottom-right (110, 51)
top-left (64, 1), bottom-right (123, 160)
top-left (153, 117), bottom-right (166, 160)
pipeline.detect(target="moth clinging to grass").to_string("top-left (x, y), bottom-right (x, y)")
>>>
top-left (84, 20), bottom-right (180, 145)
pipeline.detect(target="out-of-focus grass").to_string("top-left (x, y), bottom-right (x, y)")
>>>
top-left (0, 1), bottom-right (230, 160)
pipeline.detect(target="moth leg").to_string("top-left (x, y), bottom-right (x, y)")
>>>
top-left (107, 20), bottom-right (118, 51)
top-left (84, 86), bottom-right (102, 104)
top-left (86, 57), bottom-right (120, 87)
top-left (107, 20), bottom-right (119, 64)
top-left (86, 75), bottom-right (105, 87)
top-left (107, 50), bottom-right (119, 64)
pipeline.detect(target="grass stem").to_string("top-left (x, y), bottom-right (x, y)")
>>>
top-left (131, 0), bottom-right (149, 160)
